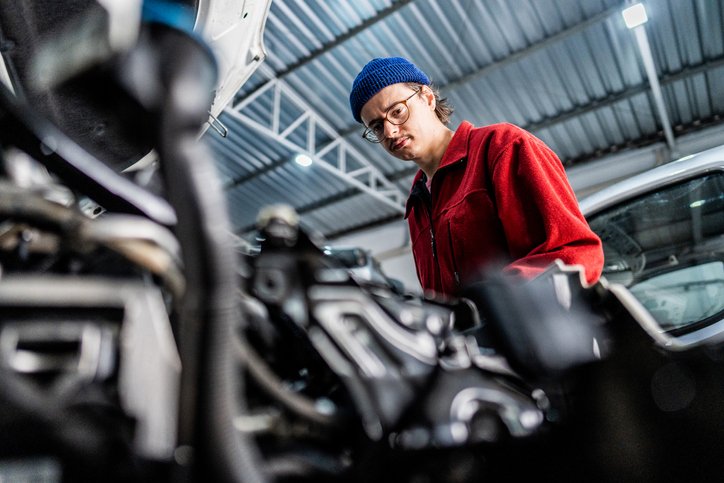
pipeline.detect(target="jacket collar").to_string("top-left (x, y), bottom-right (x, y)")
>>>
top-left (404, 121), bottom-right (473, 218)
top-left (438, 120), bottom-right (473, 170)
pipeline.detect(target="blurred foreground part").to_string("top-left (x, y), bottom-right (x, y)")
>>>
top-left (575, 145), bottom-right (724, 481)
top-left (0, 0), bottom-right (272, 169)
top-left (0, 0), bottom-right (153, 172)
top-left (0, 276), bottom-right (181, 478)
top-left (565, 277), bottom-right (724, 483)
top-left (0, 0), bottom-right (266, 481)
top-left (461, 261), bottom-right (609, 381)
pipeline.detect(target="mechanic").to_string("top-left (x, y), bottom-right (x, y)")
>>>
top-left (349, 57), bottom-right (604, 296)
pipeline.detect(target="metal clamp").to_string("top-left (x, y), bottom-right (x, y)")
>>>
top-left (207, 111), bottom-right (228, 138)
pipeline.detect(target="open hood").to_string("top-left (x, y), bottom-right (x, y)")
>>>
top-left (0, 0), bottom-right (271, 169)
top-left (194, 0), bottom-right (272, 121)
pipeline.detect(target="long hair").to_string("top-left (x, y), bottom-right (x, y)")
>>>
top-left (406, 82), bottom-right (454, 125)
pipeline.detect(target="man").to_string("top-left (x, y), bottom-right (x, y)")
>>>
top-left (349, 57), bottom-right (603, 296)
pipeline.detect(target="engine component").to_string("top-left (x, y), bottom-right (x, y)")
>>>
top-left (0, 276), bottom-right (180, 461)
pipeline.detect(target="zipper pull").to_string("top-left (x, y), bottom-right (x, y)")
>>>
top-left (430, 229), bottom-right (437, 259)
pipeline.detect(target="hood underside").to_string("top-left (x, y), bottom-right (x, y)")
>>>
top-left (0, 0), bottom-right (270, 171)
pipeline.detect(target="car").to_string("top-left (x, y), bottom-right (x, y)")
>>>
top-left (580, 145), bottom-right (724, 346)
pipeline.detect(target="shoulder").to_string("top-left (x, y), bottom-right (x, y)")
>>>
top-left (473, 122), bottom-right (553, 157)
top-left (473, 122), bottom-right (535, 144)
top-left (464, 123), bottom-right (535, 159)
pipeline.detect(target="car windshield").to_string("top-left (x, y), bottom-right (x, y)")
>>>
top-left (587, 172), bottom-right (724, 333)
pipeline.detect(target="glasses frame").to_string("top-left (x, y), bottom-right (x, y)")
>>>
top-left (362, 88), bottom-right (421, 143)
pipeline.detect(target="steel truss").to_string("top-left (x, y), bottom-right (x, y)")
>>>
top-left (225, 64), bottom-right (406, 214)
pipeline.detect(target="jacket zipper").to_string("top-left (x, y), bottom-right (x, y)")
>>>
top-left (447, 220), bottom-right (460, 287)
top-left (411, 174), bottom-right (441, 287)
top-left (409, 159), bottom-right (466, 290)
top-left (423, 189), bottom-right (437, 261)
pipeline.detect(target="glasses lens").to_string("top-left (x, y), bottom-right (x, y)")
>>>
top-left (362, 90), bottom-right (417, 143)
top-left (387, 102), bottom-right (409, 125)
top-left (363, 128), bottom-right (382, 143)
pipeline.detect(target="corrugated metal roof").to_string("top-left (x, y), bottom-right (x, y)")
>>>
top-left (204, 0), bottom-right (724, 242)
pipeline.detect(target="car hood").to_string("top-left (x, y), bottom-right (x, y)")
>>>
top-left (0, 0), bottom-right (271, 169)
top-left (194, 0), bottom-right (272, 120)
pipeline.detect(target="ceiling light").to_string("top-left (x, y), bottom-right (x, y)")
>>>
top-left (294, 153), bottom-right (313, 167)
top-left (622, 3), bottom-right (648, 29)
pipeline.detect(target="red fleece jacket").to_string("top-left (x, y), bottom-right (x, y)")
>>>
top-left (404, 122), bottom-right (603, 295)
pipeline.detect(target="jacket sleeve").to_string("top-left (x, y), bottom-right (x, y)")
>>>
top-left (490, 128), bottom-right (604, 285)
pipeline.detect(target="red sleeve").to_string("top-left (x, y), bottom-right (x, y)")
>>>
top-left (490, 128), bottom-right (603, 285)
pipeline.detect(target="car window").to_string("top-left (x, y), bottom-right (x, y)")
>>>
top-left (587, 172), bottom-right (724, 334)
top-left (629, 261), bottom-right (724, 331)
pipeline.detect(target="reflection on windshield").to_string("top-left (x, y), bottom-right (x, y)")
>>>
top-left (588, 172), bottom-right (724, 334)
top-left (630, 262), bottom-right (724, 331)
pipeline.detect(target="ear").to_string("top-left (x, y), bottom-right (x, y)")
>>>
top-left (421, 86), bottom-right (436, 111)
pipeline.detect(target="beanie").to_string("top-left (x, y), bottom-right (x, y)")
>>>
top-left (349, 57), bottom-right (430, 123)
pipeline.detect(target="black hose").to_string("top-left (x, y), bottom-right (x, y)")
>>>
top-left (233, 334), bottom-right (339, 427)
top-left (145, 24), bottom-right (267, 483)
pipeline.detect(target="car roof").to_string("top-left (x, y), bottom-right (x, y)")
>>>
top-left (579, 144), bottom-right (724, 217)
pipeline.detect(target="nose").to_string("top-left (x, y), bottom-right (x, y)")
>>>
top-left (383, 119), bottom-right (398, 138)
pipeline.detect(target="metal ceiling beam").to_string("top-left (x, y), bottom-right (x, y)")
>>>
top-left (567, 114), bottom-right (724, 166)
top-left (440, 4), bottom-right (624, 92)
top-left (525, 55), bottom-right (724, 133)
top-left (240, 0), bottom-right (414, 93)
top-left (225, 63), bottom-right (407, 214)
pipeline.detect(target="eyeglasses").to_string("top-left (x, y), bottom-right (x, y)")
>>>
top-left (362, 89), bottom-right (420, 143)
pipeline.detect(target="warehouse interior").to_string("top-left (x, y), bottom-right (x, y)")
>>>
top-left (0, 1), bottom-right (723, 482)
top-left (201, 0), bottom-right (724, 291)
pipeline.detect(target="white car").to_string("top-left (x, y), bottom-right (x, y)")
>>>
top-left (580, 146), bottom-right (724, 345)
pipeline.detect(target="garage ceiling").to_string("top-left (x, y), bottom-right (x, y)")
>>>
top-left (204, 0), bottom-right (724, 243)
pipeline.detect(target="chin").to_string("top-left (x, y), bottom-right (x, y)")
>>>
top-left (389, 150), bottom-right (414, 161)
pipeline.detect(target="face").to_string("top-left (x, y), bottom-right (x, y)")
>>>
top-left (360, 83), bottom-right (438, 161)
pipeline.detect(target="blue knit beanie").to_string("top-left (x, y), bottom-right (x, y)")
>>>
top-left (349, 57), bottom-right (430, 123)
